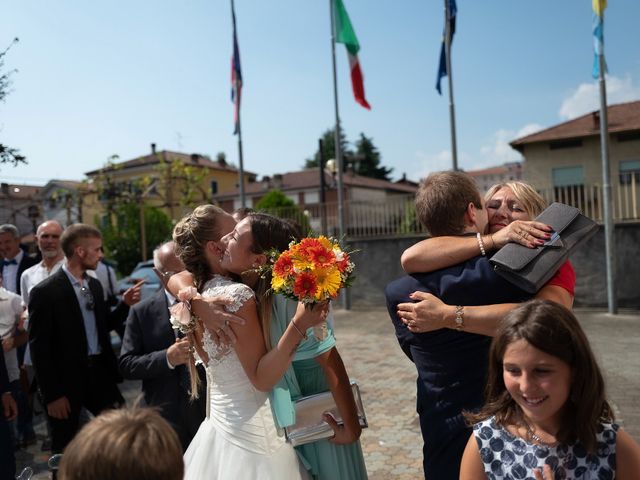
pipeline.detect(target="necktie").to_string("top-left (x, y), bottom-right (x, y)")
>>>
top-left (2, 259), bottom-right (17, 267)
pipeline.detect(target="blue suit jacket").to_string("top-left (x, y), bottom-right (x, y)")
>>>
top-left (385, 255), bottom-right (530, 479)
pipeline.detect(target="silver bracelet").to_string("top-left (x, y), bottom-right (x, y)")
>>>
top-left (476, 232), bottom-right (486, 256)
top-left (291, 320), bottom-right (307, 340)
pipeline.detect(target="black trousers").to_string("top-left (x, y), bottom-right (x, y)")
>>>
top-left (47, 355), bottom-right (124, 453)
top-left (0, 415), bottom-right (15, 480)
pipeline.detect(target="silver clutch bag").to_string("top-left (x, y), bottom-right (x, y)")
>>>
top-left (284, 381), bottom-right (368, 447)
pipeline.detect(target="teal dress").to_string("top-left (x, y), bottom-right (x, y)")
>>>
top-left (269, 295), bottom-right (368, 480)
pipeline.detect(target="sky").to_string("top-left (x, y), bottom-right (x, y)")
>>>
top-left (2, 0), bottom-right (640, 187)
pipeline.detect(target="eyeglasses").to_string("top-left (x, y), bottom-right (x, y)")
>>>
top-left (80, 285), bottom-right (95, 310)
top-left (153, 268), bottom-right (178, 282)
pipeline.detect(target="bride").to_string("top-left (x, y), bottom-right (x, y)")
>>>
top-left (171, 205), bottom-right (327, 479)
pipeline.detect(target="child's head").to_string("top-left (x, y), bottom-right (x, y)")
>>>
top-left (58, 407), bottom-right (183, 480)
top-left (474, 299), bottom-right (613, 452)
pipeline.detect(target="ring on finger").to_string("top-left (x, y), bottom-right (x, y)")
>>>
top-left (224, 319), bottom-right (230, 328)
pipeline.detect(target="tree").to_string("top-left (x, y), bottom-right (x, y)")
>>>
top-left (304, 128), bottom-right (352, 169)
top-left (100, 203), bottom-right (173, 276)
top-left (354, 133), bottom-right (393, 181)
top-left (255, 190), bottom-right (311, 235)
top-left (0, 38), bottom-right (26, 167)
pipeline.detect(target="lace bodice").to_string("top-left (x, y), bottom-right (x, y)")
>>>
top-left (199, 275), bottom-right (254, 372)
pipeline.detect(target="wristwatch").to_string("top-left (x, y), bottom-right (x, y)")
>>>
top-left (454, 305), bottom-right (464, 330)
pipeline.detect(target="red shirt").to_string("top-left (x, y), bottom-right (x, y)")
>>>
top-left (545, 260), bottom-right (576, 297)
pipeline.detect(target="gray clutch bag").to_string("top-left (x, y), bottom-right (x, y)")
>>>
top-left (489, 202), bottom-right (598, 294)
top-left (284, 381), bottom-right (368, 447)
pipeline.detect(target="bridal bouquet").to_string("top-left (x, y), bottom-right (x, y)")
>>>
top-left (269, 236), bottom-right (355, 304)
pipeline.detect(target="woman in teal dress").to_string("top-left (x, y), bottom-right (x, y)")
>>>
top-left (270, 295), bottom-right (368, 479)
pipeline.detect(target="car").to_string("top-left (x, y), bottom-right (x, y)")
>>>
top-left (116, 260), bottom-right (162, 302)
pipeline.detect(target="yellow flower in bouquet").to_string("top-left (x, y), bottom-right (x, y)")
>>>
top-left (269, 236), bottom-right (355, 304)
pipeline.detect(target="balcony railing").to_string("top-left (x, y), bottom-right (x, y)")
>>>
top-left (259, 180), bottom-right (640, 239)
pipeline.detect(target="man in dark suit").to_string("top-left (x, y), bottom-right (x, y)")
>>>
top-left (0, 224), bottom-right (38, 297)
top-left (28, 224), bottom-right (129, 453)
top-left (1, 347), bottom-right (18, 480)
top-left (385, 171), bottom-right (531, 480)
top-left (119, 241), bottom-right (205, 450)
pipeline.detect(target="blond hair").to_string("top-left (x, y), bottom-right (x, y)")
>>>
top-left (58, 407), bottom-right (183, 480)
top-left (485, 181), bottom-right (547, 219)
top-left (173, 204), bottom-right (230, 290)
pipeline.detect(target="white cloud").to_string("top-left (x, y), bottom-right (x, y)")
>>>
top-left (559, 74), bottom-right (640, 120)
top-left (471, 123), bottom-right (544, 171)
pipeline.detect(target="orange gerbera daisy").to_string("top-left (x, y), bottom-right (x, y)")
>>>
top-left (307, 245), bottom-right (335, 268)
top-left (293, 272), bottom-right (318, 298)
top-left (273, 253), bottom-right (294, 277)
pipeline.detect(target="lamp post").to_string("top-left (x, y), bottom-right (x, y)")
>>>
top-left (325, 158), bottom-right (338, 236)
top-left (319, 139), bottom-right (328, 236)
top-left (324, 157), bottom-right (350, 310)
top-left (137, 181), bottom-right (158, 261)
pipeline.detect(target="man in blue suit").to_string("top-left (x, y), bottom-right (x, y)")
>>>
top-left (119, 241), bottom-right (205, 450)
top-left (385, 171), bottom-right (530, 479)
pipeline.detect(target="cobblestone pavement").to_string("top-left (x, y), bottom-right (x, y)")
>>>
top-left (15, 307), bottom-right (640, 479)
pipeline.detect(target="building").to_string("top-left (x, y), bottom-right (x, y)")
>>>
top-left (214, 168), bottom-right (418, 236)
top-left (83, 144), bottom-right (257, 225)
top-left (0, 183), bottom-right (43, 241)
top-left (510, 100), bottom-right (640, 220)
top-left (465, 162), bottom-right (523, 194)
top-left (39, 179), bottom-right (86, 227)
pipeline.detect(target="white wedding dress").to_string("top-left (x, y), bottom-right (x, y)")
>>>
top-left (183, 275), bottom-right (309, 480)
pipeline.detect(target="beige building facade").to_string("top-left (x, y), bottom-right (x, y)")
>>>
top-left (511, 101), bottom-right (640, 220)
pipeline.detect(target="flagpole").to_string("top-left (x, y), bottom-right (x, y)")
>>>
top-left (329, 0), bottom-right (345, 241)
top-left (444, 0), bottom-right (459, 171)
top-left (597, 20), bottom-right (616, 314)
top-left (236, 105), bottom-right (246, 209)
top-left (329, 0), bottom-right (350, 310)
top-left (231, 0), bottom-right (246, 208)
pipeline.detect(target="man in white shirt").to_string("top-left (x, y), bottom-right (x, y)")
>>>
top-left (0, 284), bottom-right (23, 390)
top-left (19, 220), bottom-right (65, 450)
top-left (20, 220), bottom-right (65, 310)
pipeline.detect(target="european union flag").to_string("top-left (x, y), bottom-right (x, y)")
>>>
top-left (436, 0), bottom-right (457, 95)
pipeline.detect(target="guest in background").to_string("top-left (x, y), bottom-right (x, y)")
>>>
top-left (19, 219), bottom-right (65, 451)
top-left (119, 241), bottom-right (206, 450)
top-left (0, 339), bottom-right (18, 480)
top-left (29, 224), bottom-right (127, 453)
top-left (0, 223), bottom-right (37, 449)
top-left (59, 407), bottom-right (184, 480)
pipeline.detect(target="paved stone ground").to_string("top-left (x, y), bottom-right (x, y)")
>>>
top-left (15, 307), bottom-right (640, 479)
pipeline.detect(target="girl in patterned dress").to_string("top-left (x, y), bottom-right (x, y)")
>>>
top-left (459, 299), bottom-right (640, 480)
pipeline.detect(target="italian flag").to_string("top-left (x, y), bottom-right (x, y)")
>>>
top-left (333, 0), bottom-right (371, 110)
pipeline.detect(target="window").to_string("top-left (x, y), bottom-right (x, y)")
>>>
top-left (210, 180), bottom-right (218, 195)
top-left (552, 166), bottom-right (584, 187)
top-left (619, 160), bottom-right (640, 185)
top-left (549, 139), bottom-right (582, 150)
top-left (553, 166), bottom-right (585, 205)
top-left (617, 132), bottom-right (640, 143)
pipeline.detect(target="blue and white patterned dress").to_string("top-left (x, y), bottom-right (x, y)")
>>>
top-left (473, 416), bottom-right (618, 480)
